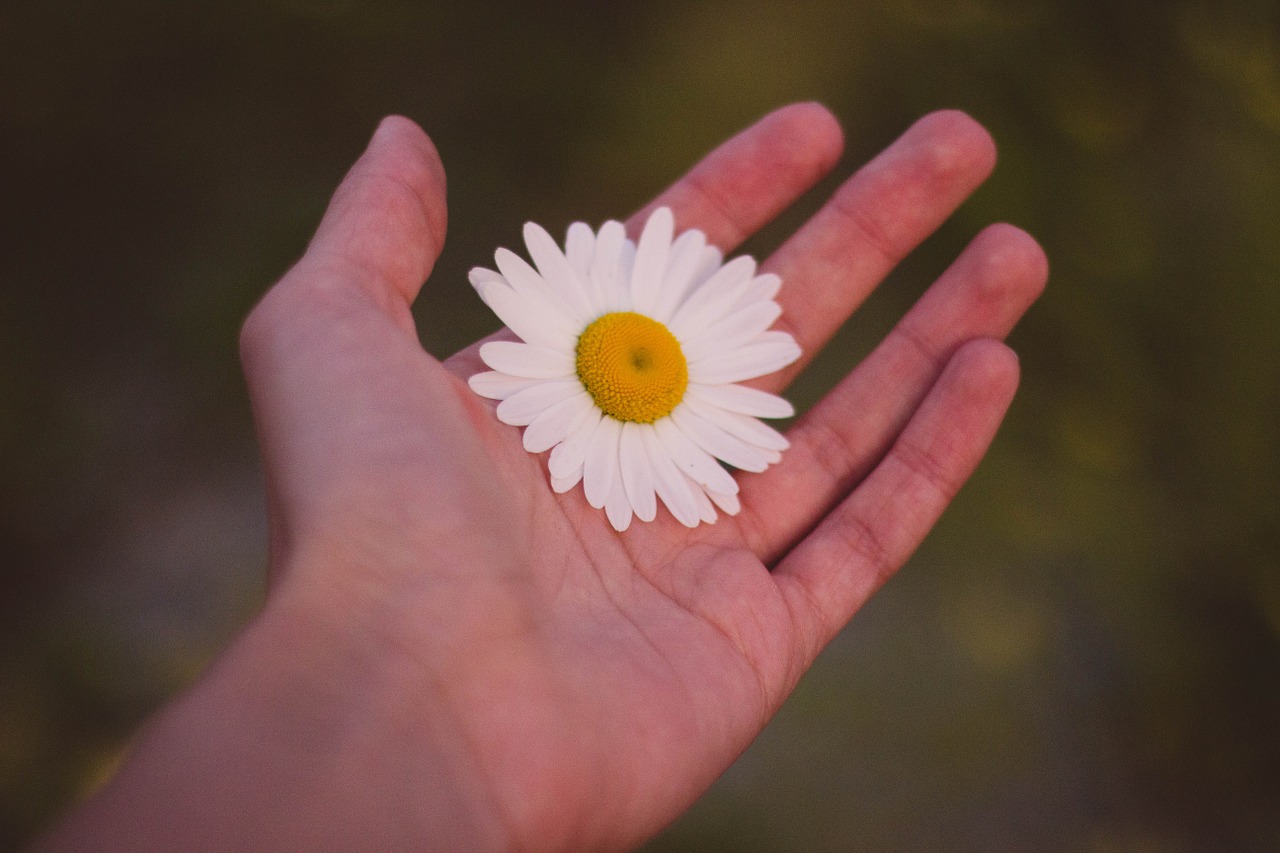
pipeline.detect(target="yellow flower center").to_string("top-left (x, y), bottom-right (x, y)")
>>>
top-left (575, 312), bottom-right (688, 423)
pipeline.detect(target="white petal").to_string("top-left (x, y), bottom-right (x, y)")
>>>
top-left (737, 272), bottom-right (782, 307)
top-left (685, 383), bottom-right (795, 419)
top-left (481, 282), bottom-right (577, 351)
top-left (605, 467), bottom-right (633, 531)
top-left (684, 254), bottom-right (756, 309)
top-left (686, 334), bottom-right (802, 385)
top-left (496, 380), bottom-right (583, 426)
top-left (667, 255), bottom-right (758, 341)
top-left (479, 341), bottom-right (575, 379)
top-left (548, 408), bottom-right (602, 479)
top-left (583, 416), bottom-right (621, 509)
top-left (617, 239), bottom-right (637, 305)
top-left (693, 244), bottom-right (724, 288)
top-left (681, 300), bottom-right (782, 363)
top-left (671, 244), bottom-right (723, 312)
top-left (495, 247), bottom-right (586, 328)
top-left (683, 396), bottom-right (789, 452)
top-left (523, 392), bottom-right (593, 454)
top-left (551, 472), bottom-right (581, 494)
top-left (630, 207), bottom-right (673, 316)
top-left (565, 222), bottom-right (595, 279)
top-left (708, 488), bottom-right (741, 516)
top-left (670, 406), bottom-right (773, 473)
top-left (525, 221), bottom-right (593, 322)
top-left (468, 371), bottom-right (543, 401)
top-left (472, 279), bottom-right (497, 307)
top-left (468, 266), bottom-right (506, 291)
top-left (493, 248), bottom-right (546, 301)
top-left (590, 220), bottom-right (629, 311)
top-left (641, 424), bottom-right (701, 528)
top-left (688, 477), bottom-right (718, 524)
top-left (652, 417), bottom-right (739, 495)
top-left (619, 422), bottom-right (657, 522)
top-left (710, 299), bottom-right (783, 342)
top-left (649, 228), bottom-right (707, 323)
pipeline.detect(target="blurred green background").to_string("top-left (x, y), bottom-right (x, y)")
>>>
top-left (2, 0), bottom-right (1278, 849)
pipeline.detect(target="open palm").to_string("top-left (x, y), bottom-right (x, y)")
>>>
top-left (219, 104), bottom-right (1048, 851)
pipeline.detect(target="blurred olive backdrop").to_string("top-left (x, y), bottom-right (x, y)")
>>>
top-left (3, 0), bottom-right (1278, 849)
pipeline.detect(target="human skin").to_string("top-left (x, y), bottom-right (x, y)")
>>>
top-left (38, 103), bottom-right (1047, 851)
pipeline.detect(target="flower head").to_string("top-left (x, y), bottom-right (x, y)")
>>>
top-left (468, 207), bottom-right (801, 531)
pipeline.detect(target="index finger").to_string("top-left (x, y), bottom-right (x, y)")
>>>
top-left (624, 102), bottom-right (844, 249)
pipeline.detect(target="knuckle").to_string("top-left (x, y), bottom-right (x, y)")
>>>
top-left (892, 436), bottom-right (961, 504)
top-left (682, 168), bottom-right (749, 248)
top-left (831, 509), bottom-right (894, 583)
top-left (830, 184), bottom-right (902, 266)
top-left (806, 411), bottom-right (864, 483)
top-left (916, 110), bottom-right (996, 179)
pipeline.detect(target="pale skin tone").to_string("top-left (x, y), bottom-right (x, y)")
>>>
top-left (40, 103), bottom-right (1046, 851)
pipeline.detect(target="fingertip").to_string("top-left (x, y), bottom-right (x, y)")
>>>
top-left (371, 115), bottom-right (447, 189)
top-left (371, 114), bottom-right (427, 150)
top-left (969, 222), bottom-right (1050, 303)
top-left (634, 101), bottom-right (849, 250)
top-left (371, 114), bottom-right (421, 145)
top-left (998, 223), bottom-right (1049, 293)
top-left (948, 337), bottom-right (1022, 404)
top-left (912, 109), bottom-right (998, 184)
top-left (771, 101), bottom-right (845, 171)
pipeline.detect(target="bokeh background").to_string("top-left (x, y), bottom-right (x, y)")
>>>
top-left (3, 0), bottom-right (1278, 849)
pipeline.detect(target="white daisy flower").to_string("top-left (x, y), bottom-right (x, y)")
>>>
top-left (467, 206), bottom-right (801, 532)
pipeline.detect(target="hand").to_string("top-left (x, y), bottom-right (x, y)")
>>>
top-left (43, 104), bottom-right (1045, 851)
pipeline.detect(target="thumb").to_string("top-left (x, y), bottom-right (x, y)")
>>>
top-left (305, 115), bottom-right (448, 307)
